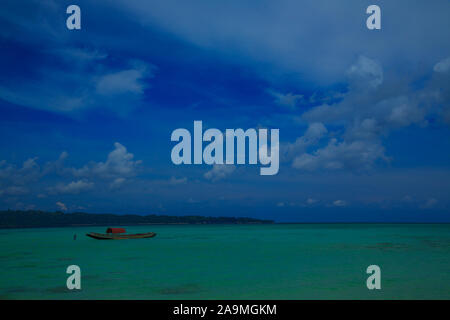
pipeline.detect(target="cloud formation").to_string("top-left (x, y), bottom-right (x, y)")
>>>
top-left (96, 61), bottom-right (154, 96)
top-left (434, 57), bottom-right (450, 73)
top-left (120, 0), bottom-right (450, 85)
top-left (55, 201), bottom-right (67, 211)
top-left (0, 1), bottom-right (449, 219)
top-left (0, 47), bottom-right (155, 114)
top-left (282, 122), bottom-right (328, 161)
top-left (204, 164), bottom-right (236, 181)
top-left (49, 180), bottom-right (94, 195)
top-left (347, 55), bottom-right (383, 90)
top-left (268, 90), bottom-right (303, 110)
top-left (0, 157), bottom-right (41, 188)
top-left (292, 138), bottom-right (387, 172)
top-left (0, 143), bottom-right (142, 202)
top-left (333, 200), bottom-right (347, 207)
top-left (73, 143), bottom-right (142, 181)
top-left (287, 55), bottom-right (446, 172)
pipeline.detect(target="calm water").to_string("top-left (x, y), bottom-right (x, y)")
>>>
top-left (0, 224), bottom-right (449, 299)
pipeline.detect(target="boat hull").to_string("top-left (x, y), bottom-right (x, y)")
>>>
top-left (86, 232), bottom-right (156, 240)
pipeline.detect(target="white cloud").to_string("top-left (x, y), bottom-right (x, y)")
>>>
top-left (43, 151), bottom-right (69, 176)
top-left (121, 1), bottom-right (450, 85)
top-left (384, 96), bottom-right (426, 127)
top-left (302, 55), bottom-right (427, 131)
top-left (168, 176), bottom-right (188, 185)
top-left (347, 56), bottom-right (383, 89)
top-left (282, 122), bottom-right (327, 161)
top-left (50, 47), bottom-right (108, 63)
top-left (0, 157), bottom-right (41, 186)
top-left (293, 138), bottom-right (387, 172)
top-left (109, 177), bottom-right (126, 190)
top-left (333, 200), bottom-right (347, 207)
top-left (268, 90), bottom-right (303, 110)
top-left (96, 61), bottom-right (154, 95)
top-left (50, 180), bottom-right (94, 195)
top-left (305, 94), bottom-right (426, 132)
top-left (0, 186), bottom-right (29, 196)
top-left (289, 55), bottom-right (439, 172)
top-left (56, 201), bottom-right (67, 211)
top-left (429, 58), bottom-right (450, 125)
top-left (0, 51), bottom-right (155, 114)
top-left (0, 143), bottom-right (144, 200)
top-left (73, 142), bottom-right (142, 180)
top-left (422, 198), bottom-right (438, 209)
top-left (433, 57), bottom-right (450, 73)
top-left (204, 164), bottom-right (236, 181)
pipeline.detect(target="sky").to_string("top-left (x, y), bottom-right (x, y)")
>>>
top-left (0, 0), bottom-right (450, 222)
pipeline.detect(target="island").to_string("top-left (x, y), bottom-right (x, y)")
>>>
top-left (0, 210), bottom-right (274, 229)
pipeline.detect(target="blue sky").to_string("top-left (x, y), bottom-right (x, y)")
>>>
top-left (1, 0), bottom-right (450, 222)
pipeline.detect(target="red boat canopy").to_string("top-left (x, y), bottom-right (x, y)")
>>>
top-left (106, 228), bottom-right (126, 234)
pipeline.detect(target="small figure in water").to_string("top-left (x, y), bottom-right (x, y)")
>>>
top-left (73, 234), bottom-right (77, 240)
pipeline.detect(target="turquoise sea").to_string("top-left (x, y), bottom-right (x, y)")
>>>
top-left (0, 224), bottom-right (449, 299)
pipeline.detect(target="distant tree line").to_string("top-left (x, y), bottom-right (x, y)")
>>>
top-left (0, 210), bottom-right (274, 229)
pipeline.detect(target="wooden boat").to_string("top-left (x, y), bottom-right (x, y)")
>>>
top-left (86, 227), bottom-right (156, 240)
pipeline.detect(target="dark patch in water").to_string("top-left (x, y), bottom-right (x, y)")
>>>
top-left (157, 283), bottom-right (202, 295)
top-left (122, 256), bottom-right (142, 261)
top-left (0, 286), bottom-right (39, 299)
top-left (0, 252), bottom-right (33, 260)
top-left (333, 242), bottom-right (410, 251)
top-left (57, 257), bottom-right (74, 262)
top-left (14, 263), bottom-right (37, 269)
top-left (397, 235), bottom-right (450, 249)
top-left (420, 239), bottom-right (450, 249)
top-left (364, 242), bottom-right (410, 251)
top-left (45, 286), bottom-right (81, 294)
top-left (5, 286), bottom-right (35, 294)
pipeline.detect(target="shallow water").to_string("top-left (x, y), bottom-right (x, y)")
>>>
top-left (0, 224), bottom-right (449, 299)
